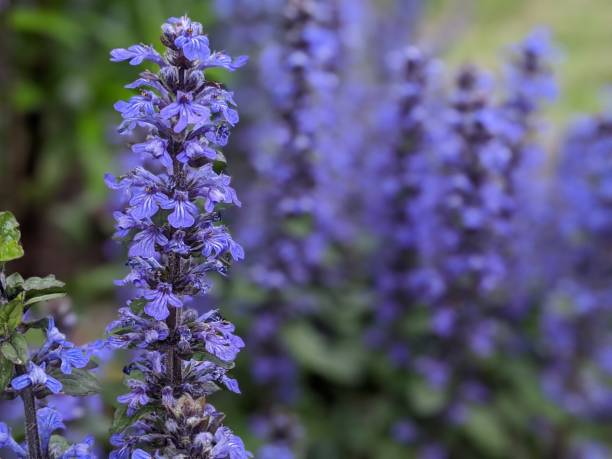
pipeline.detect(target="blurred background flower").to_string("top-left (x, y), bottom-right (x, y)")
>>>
top-left (3, 0), bottom-right (612, 457)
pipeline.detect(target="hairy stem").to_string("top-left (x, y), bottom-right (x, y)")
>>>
top-left (166, 306), bottom-right (183, 385)
top-left (16, 365), bottom-right (43, 459)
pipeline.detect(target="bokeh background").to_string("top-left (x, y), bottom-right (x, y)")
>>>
top-left (3, 0), bottom-right (612, 458)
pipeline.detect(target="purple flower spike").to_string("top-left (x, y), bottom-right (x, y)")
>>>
top-left (107, 14), bottom-right (249, 458)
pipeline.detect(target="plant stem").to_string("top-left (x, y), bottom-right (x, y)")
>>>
top-left (166, 305), bottom-right (183, 385)
top-left (16, 365), bottom-right (43, 459)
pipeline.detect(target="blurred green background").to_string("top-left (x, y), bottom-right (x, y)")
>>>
top-left (2, 0), bottom-right (612, 456)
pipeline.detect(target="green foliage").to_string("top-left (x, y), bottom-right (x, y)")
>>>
top-left (8, 8), bottom-right (84, 49)
top-left (22, 275), bottom-right (66, 306)
top-left (464, 406), bottom-right (510, 456)
top-left (0, 354), bottom-right (14, 392)
top-left (0, 292), bottom-right (25, 336)
top-left (0, 211), bottom-right (24, 262)
top-left (51, 368), bottom-right (101, 396)
top-left (0, 334), bottom-right (29, 365)
top-left (110, 404), bottom-right (155, 435)
top-left (282, 322), bottom-right (364, 383)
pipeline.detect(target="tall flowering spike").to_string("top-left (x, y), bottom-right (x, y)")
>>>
top-left (107, 16), bottom-right (250, 458)
top-left (540, 111), bottom-right (612, 424)
top-left (365, 46), bottom-right (440, 362)
top-left (385, 66), bottom-right (520, 455)
top-left (499, 29), bottom-right (558, 312)
top-left (233, 0), bottom-right (345, 453)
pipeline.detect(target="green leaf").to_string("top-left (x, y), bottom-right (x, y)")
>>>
top-left (21, 275), bottom-right (66, 306)
top-left (408, 379), bottom-right (448, 416)
top-left (23, 275), bottom-right (65, 292)
top-left (1, 339), bottom-right (27, 365)
top-left (129, 298), bottom-right (147, 314)
top-left (11, 335), bottom-right (29, 363)
top-left (52, 368), bottom-right (101, 396)
top-left (0, 212), bottom-right (24, 262)
top-left (48, 434), bottom-right (70, 457)
top-left (282, 323), bottom-right (364, 383)
top-left (24, 292), bottom-right (66, 306)
top-left (0, 292), bottom-right (25, 336)
top-left (111, 404), bottom-right (155, 434)
top-left (0, 355), bottom-right (13, 392)
top-left (110, 405), bottom-right (130, 435)
top-left (463, 406), bottom-right (509, 455)
top-left (5, 273), bottom-right (24, 293)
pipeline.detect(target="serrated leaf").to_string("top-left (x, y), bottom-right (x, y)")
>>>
top-left (25, 292), bottom-right (66, 306)
top-left (0, 292), bottom-right (25, 336)
top-left (23, 275), bottom-right (65, 292)
top-left (52, 368), bottom-right (101, 396)
top-left (0, 355), bottom-right (13, 392)
top-left (48, 434), bottom-right (70, 457)
top-left (0, 212), bottom-right (24, 262)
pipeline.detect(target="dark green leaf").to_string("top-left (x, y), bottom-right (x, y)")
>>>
top-left (0, 292), bottom-right (25, 336)
top-left (0, 212), bottom-right (24, 262)
top-left (0, 355), bottom-right (13, 392)
top-left (129, 298), bottom-right (147, 314)
top-left (111, 404), bottom-right (156, 434)
top-left (1, 340), bottom-right (25, 365)
top-left (10, 335), bottom-right (29, 365)
top-left (52, 368), bottom-right (101, 396)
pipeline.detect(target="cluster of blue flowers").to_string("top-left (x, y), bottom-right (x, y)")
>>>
top-left (365, 47), bottom-right (439, 365)
top-left (540, 110), bottom-right (612, 424)
top-left (105, 16), bottom-right (251, 458)
top-left (359, 30), bottom-right (559, 456)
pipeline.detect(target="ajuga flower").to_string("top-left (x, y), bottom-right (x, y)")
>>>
top-left (540, 111), bottom-right (612, 421)
top-left (107, 16), bottom-right (250, 458)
